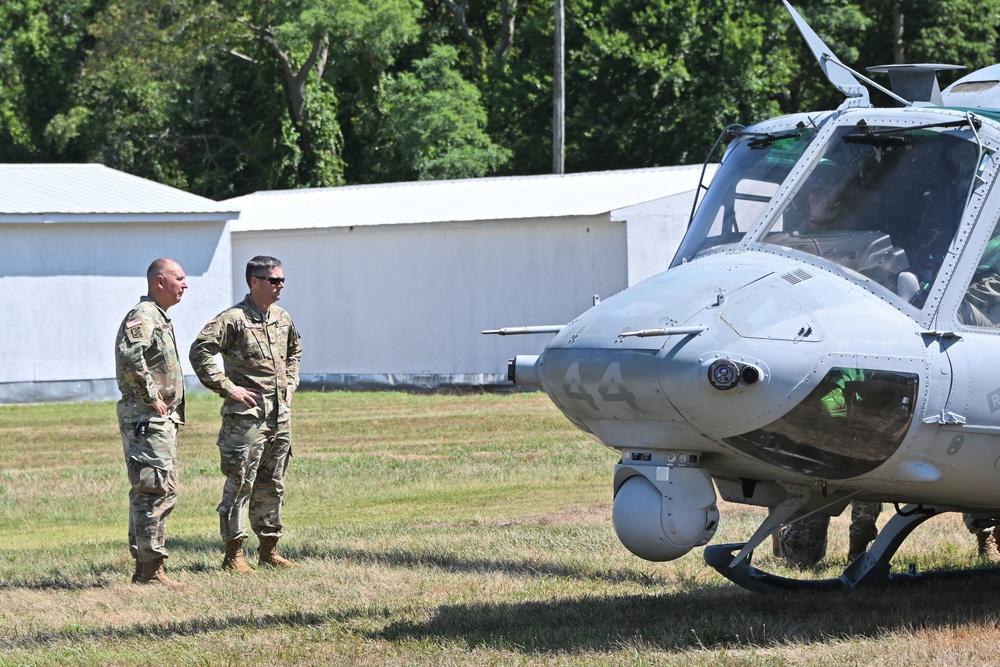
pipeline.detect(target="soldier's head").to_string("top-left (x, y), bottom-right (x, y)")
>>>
top-left (246, 255), bottom-right (284, 309)
top-left (146, 258), bottom-right (187, 310)
top-left (794, 160), bottom-right (842, 231)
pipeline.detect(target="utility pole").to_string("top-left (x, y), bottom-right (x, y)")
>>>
top-left (553, 0), bottom-right (565, 174)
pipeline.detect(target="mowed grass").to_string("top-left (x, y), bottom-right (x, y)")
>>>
top-left (2, 391), bottom-right (1000, 666)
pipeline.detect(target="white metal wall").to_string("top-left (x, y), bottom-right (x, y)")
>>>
top-left (620, 190), bottom-right (699, 285)
top-left (232, 217), bottom-right (627, 384)
top-left (0, 220), bottom-right (232, 401)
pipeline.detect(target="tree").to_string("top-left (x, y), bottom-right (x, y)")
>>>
top-left (10, 0), bottom-right (1000, 191)
top-left (553, 0), bottom-right (793, 170)
top-left (361, 44), bottom-right (511, 181)
top-left (47, 0), bottom-right (422, 196)
top-left (0, 0), bottom-right (105, 161)
top-left (862, 0), bottom-right (1000, 85)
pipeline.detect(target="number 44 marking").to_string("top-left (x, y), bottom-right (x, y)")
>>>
top-left (563, 362), bottom-right (639, 411)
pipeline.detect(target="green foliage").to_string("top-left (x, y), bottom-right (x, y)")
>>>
top-left (0, 0), bottom-right (104, 160)
top-left (2, 0), bottom-right (1000, 192)
top-left (363, 45), bottom-right (512, 181)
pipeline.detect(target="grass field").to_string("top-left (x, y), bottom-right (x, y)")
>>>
top-left (2, 391), bottom-right (1000, 666)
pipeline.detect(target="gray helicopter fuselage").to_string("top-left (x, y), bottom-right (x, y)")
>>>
top-left (507, 103), bottom-right (1000, 563)
top-left (489, 0), bottom-right (1000, 580)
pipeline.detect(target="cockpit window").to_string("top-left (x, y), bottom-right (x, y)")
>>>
top-left (758, 125), bottom-right (979, 308)
top-left (671, 127), bottom-right (818, 267)
top-left (723, 368), bottom-right (918, 480)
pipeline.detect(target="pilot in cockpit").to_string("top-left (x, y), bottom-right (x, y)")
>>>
top-left (786, 161), bottom-right (843, 234)
top-left (959, 226), bottom-right (1000, 327)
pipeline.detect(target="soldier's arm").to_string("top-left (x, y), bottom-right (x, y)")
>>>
top-left (286, 320), bottom-right (302, 393)
top-left (188, 316), bottom-right (238, 398)
top-left (116, 311), bottom-right (167, 413)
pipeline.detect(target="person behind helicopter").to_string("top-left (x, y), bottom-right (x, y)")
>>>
top-left (776, 366), bottom-right (882, 566)
top-left (959, 225), bottom-right (1000, 327)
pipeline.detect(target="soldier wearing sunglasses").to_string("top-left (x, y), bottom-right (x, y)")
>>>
top-left (190, 255), bottom-right (303, 573)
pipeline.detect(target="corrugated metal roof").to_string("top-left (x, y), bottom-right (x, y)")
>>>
top-left (225, 165), bottom-right (717, 232)
top-left (0, 163), bottom-right (238, 221)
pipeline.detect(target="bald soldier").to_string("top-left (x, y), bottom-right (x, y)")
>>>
top-left (114, 258), bottom-right (188, 587)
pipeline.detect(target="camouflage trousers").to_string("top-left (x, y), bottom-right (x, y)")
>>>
top-left (216, 412), bottom-right (292, 542)
top-left (779, 513), bottom-right (829, 566)
top-left (779, 500), bottom-right (882, 566)
top-left (848, 500), bottom-right (881, 544)
top-left (120, 421), bottom-right (179, 563)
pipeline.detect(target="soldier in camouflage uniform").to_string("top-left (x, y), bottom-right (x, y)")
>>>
top-left (776, 369), bottom-right (883, 566)
top-left (776, 501), bottom-right (882, 566)
top-left (189, 256), bottom-right (302, 573)
top-left (847, 500), bottom-right (882, 560)
top-left (115, 258), bottom-right (188, 587)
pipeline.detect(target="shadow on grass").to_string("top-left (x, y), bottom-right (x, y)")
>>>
top-left (374, 574), bottom-right (1000, 653)
top-left (294, 543), bottom-right (669, 587)
top-left (0, 575), bottom-right (115, 592)
top-left (0, 607), bottom-right (364, 652)
top-left (108, 536), bottom-right (656, 584)
top-left (1, 536), bottom-right (659, 592)
top-left (5, 544), bottom-right (1000, 654)
top-left (0, 534), bottom-right (226, 590)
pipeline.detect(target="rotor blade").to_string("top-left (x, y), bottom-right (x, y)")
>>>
top-left (782, 0), bottom-right (869, 105)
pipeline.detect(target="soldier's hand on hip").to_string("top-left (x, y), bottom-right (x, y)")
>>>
top-left (230, 386), bottom-right (261, 408)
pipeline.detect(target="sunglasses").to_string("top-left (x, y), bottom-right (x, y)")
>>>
top-left (254, 276), bottom-right (285, 285)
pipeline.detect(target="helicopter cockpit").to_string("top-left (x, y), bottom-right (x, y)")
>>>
top-left (757, 122), bottom-right (980, 308)
top-left (673, 115), bottom-right (982, 311)
top-left (671, 116), bottom-right (825, 267)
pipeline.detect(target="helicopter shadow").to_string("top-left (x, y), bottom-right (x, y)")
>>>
top-left (374, 574), bottom-right (1000, 653)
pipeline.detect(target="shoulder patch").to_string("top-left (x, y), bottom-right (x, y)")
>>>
top-left (125, 319), bottom-right (149, 344)
top-left (201, 323), bottom-right (215, 336)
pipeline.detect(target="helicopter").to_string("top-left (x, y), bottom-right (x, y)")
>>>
top-left (484, 1), bottom-right (1000, 592)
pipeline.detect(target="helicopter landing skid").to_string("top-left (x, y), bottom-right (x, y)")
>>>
top-left (704, 503), bottom-right (1000, 593)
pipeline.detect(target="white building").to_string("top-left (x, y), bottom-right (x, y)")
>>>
top-left (225, 165), bottom-right (714, 390)
top-left (0, 164), bottom-right (238, 403)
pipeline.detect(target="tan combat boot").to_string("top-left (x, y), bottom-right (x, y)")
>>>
top-left (976, 530), bottom-right (996, 560)
top-left (222, 538), bottom-right (256, 573)
top-left (258, 536), bottom-right (299, 568)
top-left (135, 558), bottom-right (184, 588)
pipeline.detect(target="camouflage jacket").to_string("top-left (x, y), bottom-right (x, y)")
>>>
top-left (189, 295), bottom-right (302, 421)
top-left (115, 296), bottom-right (186, 425)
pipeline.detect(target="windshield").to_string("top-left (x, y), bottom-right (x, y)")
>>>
top-left (757, 124), bottom-right (979, 308)
top-left (671, 125), bottom-right (819, 267)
